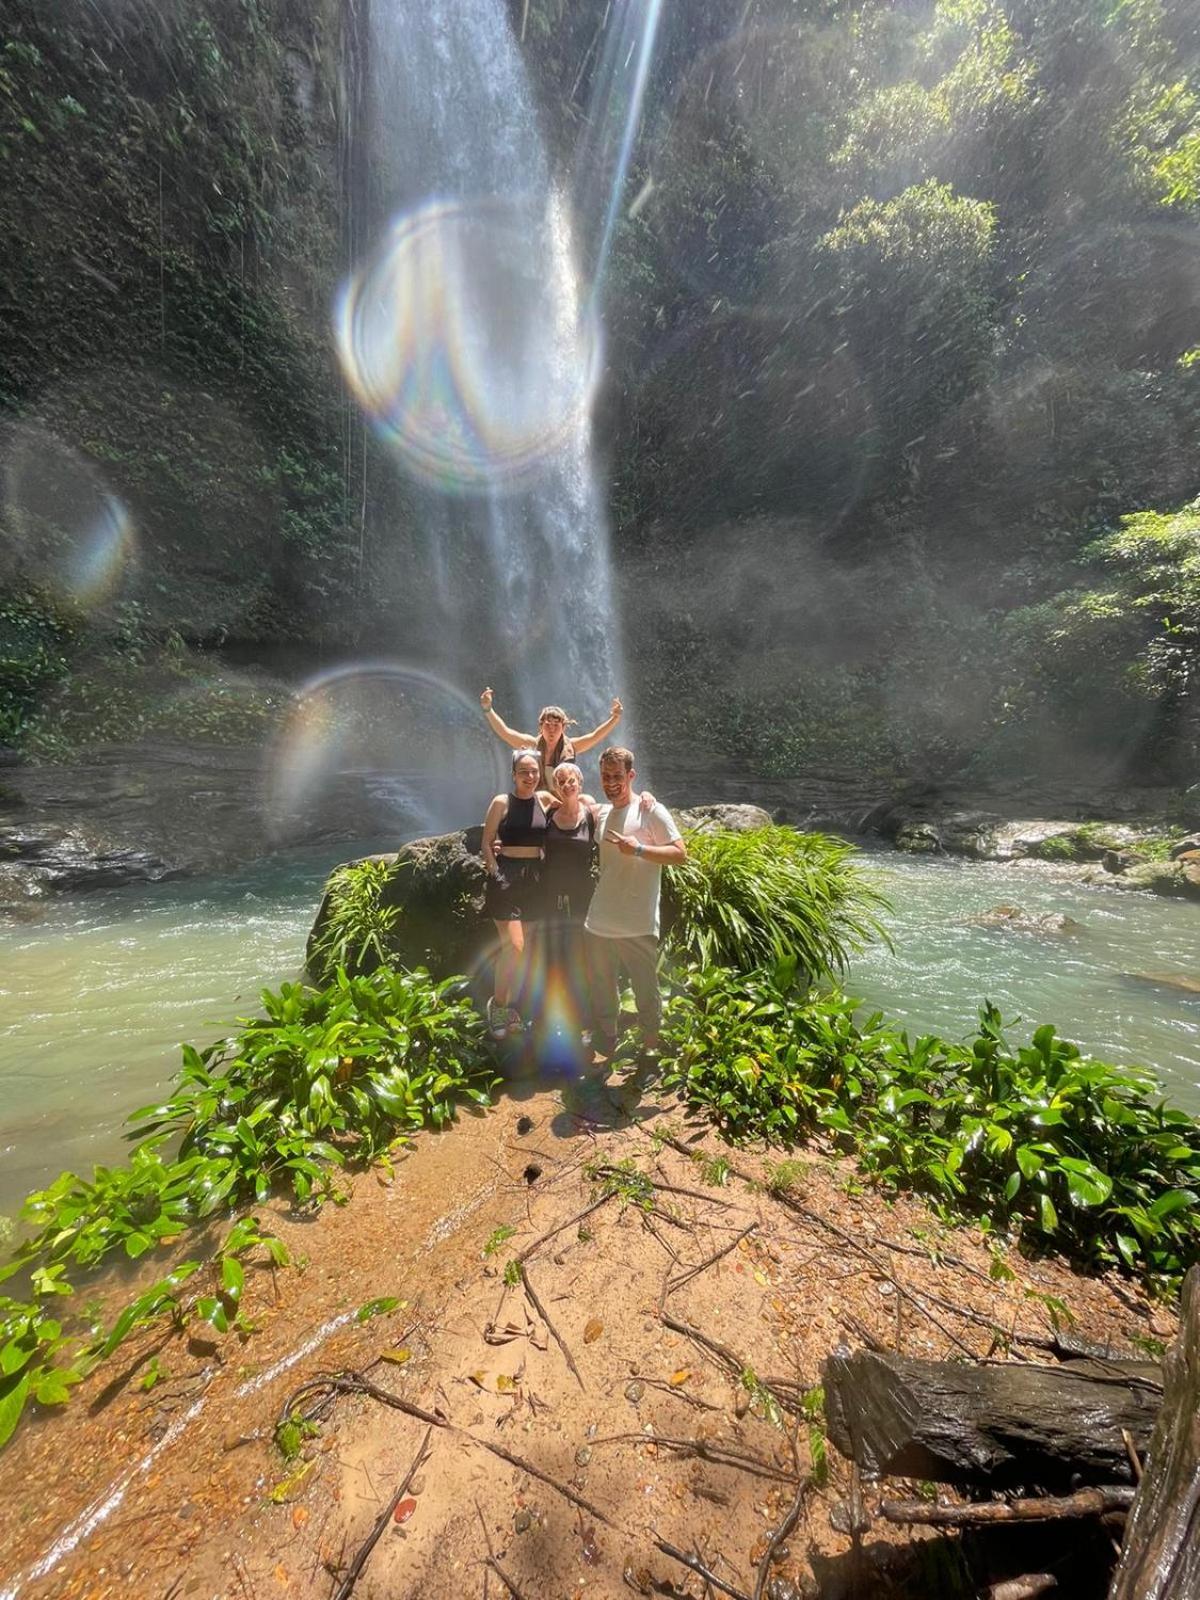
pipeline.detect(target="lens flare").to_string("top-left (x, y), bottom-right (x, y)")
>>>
top-left (3, 426), bottom-right (134, 607)
top-left (263, 662), bottom-right (506, 844)
top-left (334, 196), bottom-right (599, 494)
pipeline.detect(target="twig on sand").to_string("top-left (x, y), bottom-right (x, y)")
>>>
top-left (880, 1486), bottom-right (1135, 1527)
top-left (836, 1311), bottom-right (888, 1353)
top-left (753, 1475), bottom-right (810, 1600)
top-left (667, 1223), bottom-right (757, 1298)
top-left (475, 1499), bottom-right (532, 1600)
top-left (662, 1313), bottom-right (805, 1411)
top-left (590, 1431), bottom-right (796, 1482)
top-left (474, 1435), bottom-right (613, 1524)
top-left (516, 1192), bottom-right (614, 1264)
top-left (519, 1263), bottom-right (585, 1390)
top-left (654, 1539), bottom-right (752, 1600)
top-left (331, 1426), bottom-right (434, 1600)
top-left (283, 1369), bottom-right (613, 1527)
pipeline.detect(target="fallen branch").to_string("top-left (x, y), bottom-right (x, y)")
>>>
top-left (516, 1192), bottom-right (614, 1264)
top-left (662, 1313), bottom-right (806, 1412)
top-left (880, 1486), bottom-right (1135, 1526)
top-left (753, 1476), bottom-right (810, 1600)
top-left (331, 1426), bottom-right (433, 1600)
top-left (654, 1539), bottom-right (752, 1600)
top-left (475, 1499), bottom-right (532, 1600)
top-left (281, 1370), bottom-right (610, 1526)
top-left (518, 1264), bottom-right (585, 1390)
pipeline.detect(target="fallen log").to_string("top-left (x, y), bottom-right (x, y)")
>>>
top-left (1109, 1265), bottom-right (1200, 1600)
top-left (823, 1348), bottom-right (1160, 1489)
top-left (880, 1486), bottom-right (1135, 1526)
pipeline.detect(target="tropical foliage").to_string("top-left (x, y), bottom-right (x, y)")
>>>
top-left (663, 826), bottom-right (889, 979)
top-left (662, 964), bottom-right (1200, 1292)
top-left (0, 966), bottom-right (496, 1448)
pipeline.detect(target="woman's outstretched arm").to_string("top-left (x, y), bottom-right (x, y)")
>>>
top-left (570, 696), bottom-right (623, 756)
top-left (480, 686), bottom-right (535, 749)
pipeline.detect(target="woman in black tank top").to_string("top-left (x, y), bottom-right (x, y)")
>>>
top-left (536, 761), bottom-right (599, 1053)
top-left (481, 748), bottom-right (553, 1038)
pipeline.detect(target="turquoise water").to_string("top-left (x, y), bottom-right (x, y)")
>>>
top-left (1, 845), bottom-right (1197, 1217)
top-left (851, 851), bottom-right (1200, 1111)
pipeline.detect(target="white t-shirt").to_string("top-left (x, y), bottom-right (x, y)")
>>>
top-left (584, 797), bottom-right (682, 940)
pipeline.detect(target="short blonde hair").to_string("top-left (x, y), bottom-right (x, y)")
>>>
top-left (552, 761), bottom-right (583, 789)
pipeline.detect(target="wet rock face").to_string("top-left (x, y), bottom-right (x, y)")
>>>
top-left (0, 823), bottom-right (182, 898)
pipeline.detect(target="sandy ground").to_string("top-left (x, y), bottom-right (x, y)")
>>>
top-left (0, 1067), bottom-right (1176, 1600)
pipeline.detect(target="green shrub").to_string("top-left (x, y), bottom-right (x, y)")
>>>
top-left (661, 966), bottom-right (1200, 1291)
top-left (663, 827), bottom-right (889, 981)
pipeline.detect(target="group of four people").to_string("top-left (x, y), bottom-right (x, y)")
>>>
top-left (477, 688), bottom-right (687, 1061)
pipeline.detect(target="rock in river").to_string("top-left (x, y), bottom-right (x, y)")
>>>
top-left (966, 905), bottom-right (1084, 935)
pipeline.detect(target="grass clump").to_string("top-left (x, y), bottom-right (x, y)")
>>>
top-left (661, 965), bottom-right (1200, 1293)
top-left (663, 826), bottom-right (889, 981)
top-left (308, 859), bottom-right (401, 982)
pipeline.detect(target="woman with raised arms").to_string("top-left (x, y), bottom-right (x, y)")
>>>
top-left (479, 687), bottom-right (623, 788)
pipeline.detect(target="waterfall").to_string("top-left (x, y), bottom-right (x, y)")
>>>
top-left (338, 0), bottom-right (629, 732)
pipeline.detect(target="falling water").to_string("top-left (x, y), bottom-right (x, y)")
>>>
top-left (337, 0), bottom-right (630, 728)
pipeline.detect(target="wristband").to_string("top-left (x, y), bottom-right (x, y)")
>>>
top-left (634, 841), bottom-right (645, 858)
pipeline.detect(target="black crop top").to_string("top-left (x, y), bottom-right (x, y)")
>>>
top-left (498, 793), bottom-right (550, 848)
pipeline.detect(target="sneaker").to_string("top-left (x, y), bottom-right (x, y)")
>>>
top-left (486, 999), bottom-right (508, 1040)
top-left (590, 1032), bottom-right (616, 1063)
top-left (504, 1008), bottom-right (524, 1037)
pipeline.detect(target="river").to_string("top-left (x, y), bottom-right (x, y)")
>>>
top-left (1, 845), bottom-right (1198, 1218)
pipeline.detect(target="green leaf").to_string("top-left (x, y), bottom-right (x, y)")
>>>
top-left (1057, 1158), bottom-right (1113, 1207)
top-left (355, 1296), bottom-right (403, 1324)
top-left (1037, 1192), bottom-right (1059, 1234)
top-left (221, 1256), bottom-right (245, 1305)
top-left (0, 1369), bottom-right (31, 1449)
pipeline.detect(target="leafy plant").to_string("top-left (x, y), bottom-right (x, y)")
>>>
top-left (662, 966), bottom-right (1200, 1291)
top-left (484, 1225), bottom-right (517, 1257)
top-left (308, 861), bottom-right (402, 983)
top-left (0, 965), bottom-right (496, 1450)
top-left (663, 828), bottom-right (888, 981)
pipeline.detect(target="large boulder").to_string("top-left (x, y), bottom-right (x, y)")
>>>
top-left (675, 804), bottom-right (772, 833)
top-left (307, 830), bottom-right (489, 982)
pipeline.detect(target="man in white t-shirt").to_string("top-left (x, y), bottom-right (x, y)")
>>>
top-left (584, 745), bottom-right (687, 1060)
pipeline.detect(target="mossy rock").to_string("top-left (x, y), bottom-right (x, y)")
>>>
top-left (307, 830), bottom-right (489, 985)
top-left (1112, 860), bottom-right (1200, 898)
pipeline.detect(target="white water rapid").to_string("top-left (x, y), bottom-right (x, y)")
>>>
top-left (340, 0), bottom-right (629, 728)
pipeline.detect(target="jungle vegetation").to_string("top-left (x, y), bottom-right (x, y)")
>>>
top-left (1, 0), bottom-right (1199, 783)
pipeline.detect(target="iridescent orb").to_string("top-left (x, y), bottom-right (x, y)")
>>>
top-left (334, 197), bottom-right (599, 493)
top-left (3, 426), bottom-right (134, 607)
top-left (263, 662), bottom-right (505, 844)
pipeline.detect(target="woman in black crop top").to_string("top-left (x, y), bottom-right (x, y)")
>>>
top-left (481, 748), bottom-right (554, 1038)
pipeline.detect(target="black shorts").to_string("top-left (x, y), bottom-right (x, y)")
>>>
top-left (483, 858), bottom-right (543, 922)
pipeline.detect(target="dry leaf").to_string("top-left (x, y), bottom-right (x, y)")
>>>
top-left (291, 1506), bottom-right (309, 1530)
top-left (380, 1348), bottom-right (411, 1365)
top-left (669, 1368), bottom-right (691, 1386)
top-left (393, 1496), bottom-right (417, 1525)
top-left (583, 1318), bottom-right (604, 1344)
top-left (753, 1268), bottom-right (770, 1287)
top-left (495, 1374), bottom-right (517, 1393)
